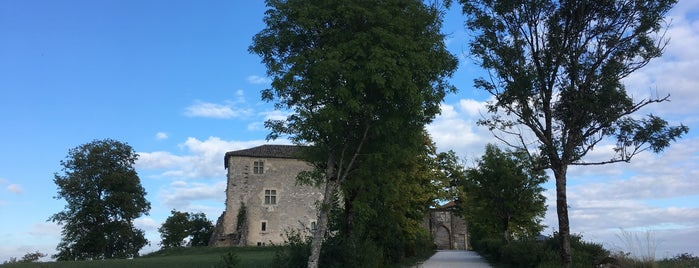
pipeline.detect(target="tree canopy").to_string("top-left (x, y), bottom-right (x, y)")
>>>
top-left (462, 144), bottom-right (547, 243)
top-left (159, 210), bottom-right (214, 249)
top-left (49, 139), bottom-right (150, 260)
top-left (250, 0), bottom-right (457, 266)
top-left (453, 0), bottom-right (688, 266)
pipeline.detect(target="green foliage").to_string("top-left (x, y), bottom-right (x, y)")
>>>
top-left (319, 235), bottom-right (384, 268)
top-left (332, 134), bottom-right (445, 265)
top-left (251, 0), bottom-right (458, 266)
top-left (235, 203), bottom-right (247, 233)
top-left (272, 230), bottom-right (312, 268)
top-left (474, 234), bottom-right (609, 267)
top-left (215, 251), bottom-right (240, 268)
top-left (159, 210), bottom-right (191, 248)
top-left (188, 212), bottom-right (214, 247)
top-left (462, 144), bottom-right (547, 242)
top-left (19, 251), bottom-right (46, 263)
top-left (658, 253), bottom-right (699, 268)
top-left (158, 210), bottom-right (214, 249)
top-left (49, 139), bottom-right (150, 261)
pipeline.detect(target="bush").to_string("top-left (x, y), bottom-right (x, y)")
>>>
top-left (272, 230), bottom-right (311, 268)
top-left (216, 251), bottom-right (240, 268)
top-left (319, 234), bottom-right (384, 268)
top-left (471, 233), bottom-right (609, 267)
top-left (472, 238), bottom-right (506, 262)
top-left (500, 239), bottom-right (548, 267)
top-left (658, 252), bottom-right (699, 268)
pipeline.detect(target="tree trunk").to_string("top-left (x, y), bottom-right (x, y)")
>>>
top-left (307, 153), bottom-right (340, 268)
top-left (553, 166), bottom-right (572, 267)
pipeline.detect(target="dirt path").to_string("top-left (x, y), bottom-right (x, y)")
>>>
top-left (416, 250), bottom-right (491, 268)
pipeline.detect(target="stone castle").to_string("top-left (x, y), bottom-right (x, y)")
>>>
top-left (210, 144), bottom-right (468, 250)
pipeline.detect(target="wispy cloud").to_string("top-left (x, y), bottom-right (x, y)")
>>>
top-left (6, 184), bottom-right (22, 194)
top-left (1, 178), bottom-right (22, 194)
top-left (184, 101), bottom-right (252, 119)
top-left (246, 75), bottom-right (271, 85)
top-left (159, 180), bottom-right (226, 209)
top-left (155, 132), bottom-right (168, 140)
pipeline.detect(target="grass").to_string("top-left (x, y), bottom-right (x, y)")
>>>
top-left (0, 246), bottom-right (276, 268)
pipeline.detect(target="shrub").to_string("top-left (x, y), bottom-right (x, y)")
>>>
top-left (216, 251), bottom-right (240, 268)
top-left (272, 229), bottom-right (311, 268)
top-left (319, 234), bottom-right (384, 268)
top-left (501, 239), bottom-right (548, 267)
top-left (658, 252), bottom-right (699, 267)
top-left (471, 233), bottom-right (609, 267)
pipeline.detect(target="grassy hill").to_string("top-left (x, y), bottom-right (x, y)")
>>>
top-left (0, 246), bottom-right (276, 268)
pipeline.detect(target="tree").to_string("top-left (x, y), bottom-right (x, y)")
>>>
top-left (463, 144), bottom-right (547, 243)
top-left (158, 210), bottom-right (214, 249)
top-left (250, 1), bottom-right (457, 267)
top-left (20, 251), bottom-right (47, 263)
top-left (188, 212), bottom-right (214, 247)
top-left (49, 139), bottom-right (150, 260)
top-left (324, 133), bottom-right (452, 265)
top-left (159, 210), bottom-right (192, 249)
top-left (452, 0), bottom-right (688, 266)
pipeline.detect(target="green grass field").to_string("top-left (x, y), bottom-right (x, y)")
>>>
top-left (0, 246), bottom-right (276, 268)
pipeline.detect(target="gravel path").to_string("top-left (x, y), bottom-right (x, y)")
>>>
top-left (416, 250), bottom-right (491, 268)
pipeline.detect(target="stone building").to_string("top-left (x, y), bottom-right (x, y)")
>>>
top-left (210, 145), bottom-right (323, 246)
top-left (210, 144), bottom-right (469, 250)
top-left (424, 201), bottom-right (469, 250)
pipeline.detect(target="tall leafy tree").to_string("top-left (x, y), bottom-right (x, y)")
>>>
top-left (463, 144), bottom-right (547, 243)
top-left (49, 139), bottom-right (150, 260)
top-left (250, 1), bottom-right (457, 266)
top-left (327, 133), bottom-right (451, 264)
top-left (452, 0), bottom-right (688, 266)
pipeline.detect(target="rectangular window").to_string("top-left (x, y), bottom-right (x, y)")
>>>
top-left (264, 189), bottom-right (277, 205)
top-left (261, 221), bottom-right (267, 232)
top-left (253, 161), bottom-right (264, 174)
top-left (311, 221), bottom-right (317, 232)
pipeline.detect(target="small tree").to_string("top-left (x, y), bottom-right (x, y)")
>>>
top-left (159, 210), bottom-right (192, 248)
top-left (21, 251), bottom-right (47, 263)
top-left (462, 144), bottom-right (547, 242)
top-left (49, 139), bottom-right (150, 260)
top-left (189, 212), bottom-right (214, 247)
top-left (158, 210), bottom-right (214, 249)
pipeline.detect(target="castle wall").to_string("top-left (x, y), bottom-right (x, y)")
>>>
top-left (425, 209), bottom-right (469, 250)
top-left (221, 156), bottom-right (322, 246)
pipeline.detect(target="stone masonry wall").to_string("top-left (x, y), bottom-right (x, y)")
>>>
top-left (219, 156), bottom-right (323, 246)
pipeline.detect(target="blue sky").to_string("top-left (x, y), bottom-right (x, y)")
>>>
top-left (1, 0), bottom-right (698, 262)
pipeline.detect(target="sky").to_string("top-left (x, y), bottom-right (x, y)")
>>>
top-left (1, 0), bottom-right (698, 262)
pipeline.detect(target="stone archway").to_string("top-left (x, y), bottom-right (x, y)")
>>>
top-left (434, 225), bottom-right (451, 250)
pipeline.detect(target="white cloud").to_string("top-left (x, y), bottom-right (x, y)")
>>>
top-left (134, 217), bottom-right (159, 232)
top-left (458, 99), bottom-right (486, 117)
top-left (155, 132), bottom-right (168, 140)
top-left (246, 75), bottom-right (271, 85)
top-left (6, 184), bottom-right (22, 194)
top-left (137, 136), bottom-right (289, 180)
top-left (159, 180), bottom-right (226, 209)
top-left (427, 103), bottom-right (496, 160)
top-left (621, 5), bottom-right (699, 119)
top-left (184, 101), bottom-right (252, 119)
